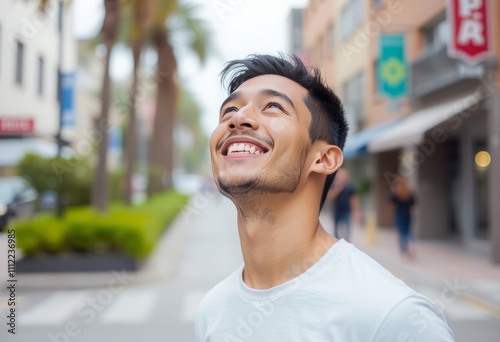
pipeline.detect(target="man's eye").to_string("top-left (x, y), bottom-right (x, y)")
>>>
top-left (266, 102), bottom-right (283, 110)
top-left (224, 107), bottom-right (238, 114)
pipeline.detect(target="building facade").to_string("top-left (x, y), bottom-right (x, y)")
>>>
top-left (0, 0), bottom-right (76, 175)
top-left (300, 0), bottom-right (500, 263)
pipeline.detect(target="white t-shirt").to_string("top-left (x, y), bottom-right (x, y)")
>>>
top-left (195, 239), bottom-right (454, 342)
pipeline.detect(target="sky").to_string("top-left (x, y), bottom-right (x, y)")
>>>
top-left (73, 0), bottom-right (308, 134)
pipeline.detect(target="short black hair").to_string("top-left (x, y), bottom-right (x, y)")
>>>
top-left (220, 53), bottom-right (348, 210)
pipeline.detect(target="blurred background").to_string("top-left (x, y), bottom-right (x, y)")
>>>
top-left (0, 0), bottom-right (499, 341)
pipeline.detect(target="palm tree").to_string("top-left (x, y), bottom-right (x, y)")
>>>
top-left (36, 0), bottom-right (120, 212)
top-left (92, 0), bottom-right (121, 212)
top-left (147, 1), bottom-right (210, 197)
top-left (122, 0), bottom-right (156, 205)
top-left (176, 87), bottom-right (209, 174)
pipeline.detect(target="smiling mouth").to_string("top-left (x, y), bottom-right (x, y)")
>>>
top-left (223, 142), bottom-right (269, 156)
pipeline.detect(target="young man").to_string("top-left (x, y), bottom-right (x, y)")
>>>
top-left (196, 54), bottom-right (453, 341)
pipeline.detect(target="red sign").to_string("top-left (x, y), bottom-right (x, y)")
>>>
top-left (0, 118), bottom-right (34, 134)
top-left (447, 0), bottom-right (493, 65)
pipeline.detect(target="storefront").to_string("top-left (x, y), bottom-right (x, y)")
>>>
top-left (0, 117), bottom-right (61, 176)
top-left (368, 90), bottom-right (497, 260)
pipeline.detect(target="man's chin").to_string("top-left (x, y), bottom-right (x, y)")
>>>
top-left (217, 177), bottom-right (257, 197)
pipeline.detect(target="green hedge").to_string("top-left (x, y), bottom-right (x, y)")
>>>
top-left (14, 190), bottom-right (189, 258)
top-left (16, 153), bottom-right (128, 208)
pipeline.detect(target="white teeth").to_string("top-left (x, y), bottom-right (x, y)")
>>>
top-left (227, 143), bottom-right (264, 155)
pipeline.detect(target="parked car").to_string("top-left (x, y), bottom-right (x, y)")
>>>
top-left (0, 176), bottom-right (38, 231)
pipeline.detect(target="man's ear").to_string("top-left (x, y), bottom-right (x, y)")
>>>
top-left (309, 141), bottom-right (343, 175)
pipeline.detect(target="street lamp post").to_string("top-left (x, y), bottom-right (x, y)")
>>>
top-left (55, 0), bottom-right (65, 218)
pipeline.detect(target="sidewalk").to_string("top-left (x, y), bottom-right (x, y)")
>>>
top-left (320, 210), bottom-right (500, 313)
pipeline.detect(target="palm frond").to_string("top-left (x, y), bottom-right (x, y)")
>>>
top-left (175, 2), bottom-right (211, 65)
top-left (156, 0), bottom-right (179, 24)
top-left (118, 0), bottom-right (157, 46)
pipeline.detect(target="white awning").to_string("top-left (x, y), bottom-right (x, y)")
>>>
top-left (0, 138), bottom-right (59, 167)
top-left (368, 93), bottom-right (482, 153)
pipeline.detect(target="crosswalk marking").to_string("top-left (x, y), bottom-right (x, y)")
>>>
top-left (99, 289), bottom-right (157, 324)
top-left (19, 291), bottom-right (88, 326)
top-left (180, 290), bottom-right (207, 322)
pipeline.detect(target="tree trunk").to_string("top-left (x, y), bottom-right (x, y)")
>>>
top-left (92, 0), bottom-right (120, 212)
top-left (148, 26), bottom-right (177, 197)
top-left (123, 40), bottom-right (142, 205)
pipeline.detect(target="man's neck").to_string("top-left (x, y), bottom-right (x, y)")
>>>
top-left (233, 191), bottom-right (337, 290)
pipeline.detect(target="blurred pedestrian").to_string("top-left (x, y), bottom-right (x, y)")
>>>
top-left (327, 168), bottom-right (362, 241)
top-left (196, 53), bottom-right (453, 341)
top-left (390, 178), bottom-right (417, 258)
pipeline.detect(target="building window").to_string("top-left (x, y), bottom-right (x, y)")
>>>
top-left (290, 9), bottom-right (303, 53)
top-left (317, 35), bottom-right (324, 64)
top-left (37, 56), bottom-right (45, 95)
top-left (340, 6), bottom-right (351, 40)
top-left (328, 23), bottom-right (335, 54)
top-left (58, 1), bottom-right (63, 32)
top-left (15, 41), bottom-right (24, 85)
top-left (422, 12), bottom-right (449, 55)
top-left (0, 25), bottom-right (2, 78)
top-left (343, 71), bottom-right (365, 130)
top-left (340, 0), bottom-right (364, 41)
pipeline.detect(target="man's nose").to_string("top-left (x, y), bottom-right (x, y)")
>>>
top-left (227, 106), bottom-right (259, 131)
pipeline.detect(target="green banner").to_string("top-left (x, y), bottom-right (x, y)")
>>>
top-left (377, 34), bottom-right (408, 99)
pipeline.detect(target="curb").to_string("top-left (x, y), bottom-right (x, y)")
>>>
top-left (462, 280), bottom-right (500, 316)
top-left (461, 291), bottom-right (500, 319)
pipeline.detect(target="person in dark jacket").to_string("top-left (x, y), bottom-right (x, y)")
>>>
top-left (390, 178), bottom-right (416, 258)
top-left (327, 168), bottom-right (362, 242)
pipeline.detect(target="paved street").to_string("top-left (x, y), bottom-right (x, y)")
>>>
top-left (1, 195), bottom-right (499, 341)
top-left (0, 194), bottom-right (241, 342)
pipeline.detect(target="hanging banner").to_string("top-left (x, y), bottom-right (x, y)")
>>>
top-left (377, 34), bottom-right (408, 99)
top-left (61, 72), bottom-right (76, 127)
top-left (447, 0), bottom-right (492, 65)
top-left (108, 125), bottom-right (122, 154)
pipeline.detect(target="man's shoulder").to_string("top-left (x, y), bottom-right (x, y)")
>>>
top-left (328, 243), bottom-right (453, 339)
top-left (334, 242), bottom-right (416, 304)
top-left (339, 243), bottom-right (409, 286)
top-left (373, 293), bottom-right (454, 341)
top-left (197, 266), bottom-right (242, 314)
top-left (195, 266), bottom-right (244, 341)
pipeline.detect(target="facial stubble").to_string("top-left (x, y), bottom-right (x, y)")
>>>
top-left (217, 145), bottom-right (310, 197)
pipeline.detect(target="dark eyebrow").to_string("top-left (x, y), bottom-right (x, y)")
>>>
top-left (219, 91), bottom-right (241, 113)
top-left (260, 89), bottom-right (295, 109)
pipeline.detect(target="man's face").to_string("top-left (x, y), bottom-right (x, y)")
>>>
top-left (210, 75), bottom-right (313, 197)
